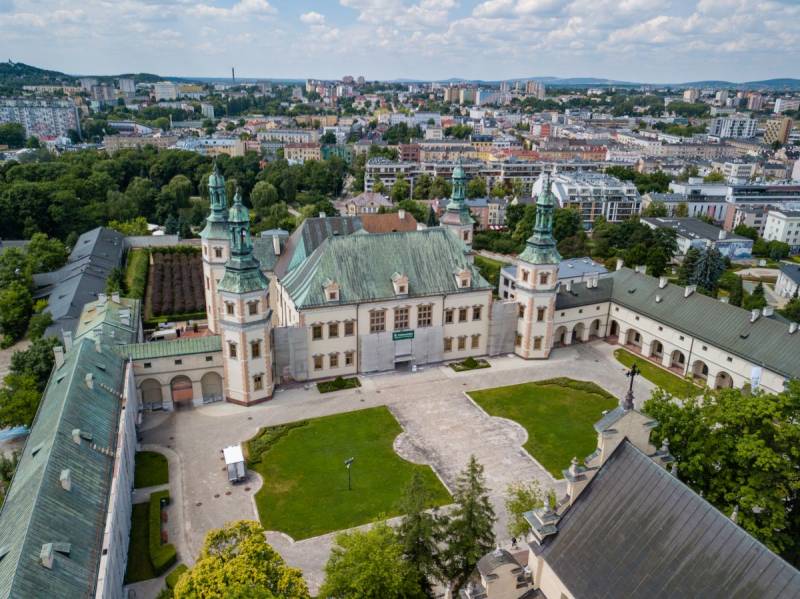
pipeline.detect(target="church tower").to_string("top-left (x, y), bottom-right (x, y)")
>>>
top-left (200, 163), bottom-right (231, 334)
top-left (217, 190), bottom-right (274, 405)
top-left (439, 158), bottom-right (475, 250)
top-left (515, 173), bottom-right (562, 359)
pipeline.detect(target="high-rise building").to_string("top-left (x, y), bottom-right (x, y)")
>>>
top-left (525, 80), bottom-right (546, 99)
top-left (78, 77), bottom-right (97, 91)
top-left (715, 90), bottom-right (729, 106)
top-left (459, 88), bottom-right (476, 105)
top-left (91, 84), bottom-right (116, 103)
top-left (200, 103), bottom-right (215, 119)
top-left (0, 97), bottom-right (81, 138)
top-left (117, 78), bottom-right (136, 95)
top-left (746, 93), bottom-right (763, 111)
top-left (499, 81), bottom-right (510, 94)
top-left (764, 117), bottom-right (793, 145)
top-left (709, 116), bottom-right (757, 138)
top-left (153, 81), bottom-right (178, 101)
top-left (682, 88), bottom-right (699, 103)
top-left (774, 98), bottom-right (800, 114)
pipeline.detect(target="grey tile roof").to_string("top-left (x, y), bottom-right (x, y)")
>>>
top-left (281, 228), bottom-right (492, 310)
top-left (556, 268), bottom-right (800, 379)
top-left (641, 217), bottom-right (750, 242)
top-left (538, 440), bottom-right (800, 598)
top-left (779, 263), bottom-right (800, 285)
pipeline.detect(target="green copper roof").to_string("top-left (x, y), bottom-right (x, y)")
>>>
top-left (281, 228), bottom-right (491, 309)
top-left (73, 297), bottom-right (141, 346)
top-left (442, 157), bottom-right (474, 225)
top-left (519, 175), bottom-right (561, 265)
top-left (201, 162), bottom-right (229, 240)
top-left (218, 189), bottom-right (269, 294)
top-left (119, 335), bottom-right (222, 360)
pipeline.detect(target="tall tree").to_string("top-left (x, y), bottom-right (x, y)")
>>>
top-left (694, 246), bottom-right (726, 295)
top-left (0, 282), bottom-right (33, 346)
top-left (391, 175), bottom-right (411, 203)
top-left (250, 181), bottom-right (280, 220)
top-left (552, 208), bottom-right (581, 242)
top-left (466, 176), bottom-right (486, 199)
top-left (26, 233), bottom-right (68, 272)
top-left (505, 480), bottom-right (544, 539)
top-left (728, 275), bottom-right (744, 307)
top-left (320, 521), bottom-right (426, 599)
top-left (675, 202), bottom-right (689, 217)
top-left (441, 456), bottom-right (496, 591)
top-left (0, 373), bottom-right (40, 428)
top-left (174, 520), bottom-right (309, 599)
top-left (743, 282), bottom-right (767, 310)
top-left (676, 247), bottom-right (701, 286)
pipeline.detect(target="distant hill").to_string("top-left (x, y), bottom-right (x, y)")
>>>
top-left (0, 61), bottom-right (77, 88)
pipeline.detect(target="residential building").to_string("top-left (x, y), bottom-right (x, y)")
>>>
top-left (200, 102), bottom-right (215, 119)
top-left (682, 88), bottom-right (699, 103)
top-left (774, 98), bottom-right (800, 114)
top-left (0, 97), bottom-right (81, 138)
top-left (117, 77), bottom-right (135, 94)
top-left (284, 142), bottom-right (322, 163)
top-left (153, 81), bottom-right (179, 101)
top-left (776, 263), bottom-right (800, 299)
top-left (709, 116), bottom-right (757, 138)
top-left (763, 209), bottom-right (800, 252)
top-left (746, 92), bottom-right (764, 111)
top-left (91, 84), bottom-right (116, 103)
top-left (525, 80), bottom-right (546, 99)
top-left (320, 143), bottom-right (354, 165)
top-left (733, 205), bottom-right (774, 236)
top-left (538, 172), bottom-right (642, 228)
top-left (641, 217), bottom-right (753, 259)
top-left (256, 129), bottom-right (319, 144)
top-left (399, 143), bottom-right (420, 162)
top-left (103, 134), bottom-right (179, 153)
top-left (338, 192), bottom-right (392, 215)
top-left (721, 160), bottom-right (757, 182)
top-left (764, 117), bottom-right (793, 146)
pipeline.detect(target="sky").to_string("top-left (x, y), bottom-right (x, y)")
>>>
top-left (1, 0), bottom-right (798, 83)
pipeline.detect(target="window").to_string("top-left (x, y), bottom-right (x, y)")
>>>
top-left (658, 326), bottom-right (663, 331)
top-left (515, 333), bottom-right (522, 346)
top-left (312, 325), bottom-right (323, 340)
top-left (459, 308), bottom-right (468, 322)
top-left (313, 355), bottom-right (323, 370)
top-left (521, 270), bottom-right (529, 282)
top-left (679, 335), bottom-right (685, 341)
top-left (225, 302), bottom-right (234, 316)
top-left (214, 247), bottom-right (223, 258)
top-left (144, 362), bottom-right (151, 369)
top-left (345, 351), bottom-right (354, 366)
top-left (518, 305), bottom-right (525, 319)
top-left (174, 359), bottom-right (182, 365)
top-left (344, 321), bottom-right (355, 336)
top-left (457, 336), bottom-right (466, 350)
top-left (205, 356), bottom-right (213, 362)
top-left (228, 342), bottom-right (237, 359)
top-left (248, 301), bottom-right (259, 315)
top-left (702, 345), bottom-right (708, 351)
top-left (534, 337), bottom-right (542, 350)
top-left (460, 278), bottom-right (469, 288)
top-left (253, 375), bottom-right (263, 391)
top-left (471, 334), bottom-right (480, 349)
top-left (539, 272), bottom-right (549, 285)
top-left (329, 353), bottom-right (339, 368)
top-left (537, 307), bottom-right (546, 322)
top-left (251, 341), bottom-right (261, 359)
top-left (472, 306), bottom-right (482, 321)
top-left (445, 309), bottom-right (454, 324)
top-left (397, 285), bottom-right (406, 294)
top-left (328, 291), bottom-right (338, 301)
top-left (206, 276), bottom-right (210, 290)
top-left (635, 316), bottom-right (640, 321)
top-left (394, 307), bottom-right (409, 330)
top-left (578, 309), bottom-right (583, 314)
top-left (417, 304), bottom-right (433, 328)
top-left (370, 310), bottom-right (386, 333)
top-left (727, 356), bottom-right (733, 362)
top-left (444, 337), bottom-right (453, 352)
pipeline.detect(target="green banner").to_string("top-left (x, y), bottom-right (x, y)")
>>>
top-left (392, 330), bottom-right (414, 341)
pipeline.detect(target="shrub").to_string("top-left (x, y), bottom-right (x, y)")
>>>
top-left (317, 376), bottom-right (361, 393)
top-left (450, 357), bottom-right (490, 372)
top-left (165, 564), bottom-right (188, 589)
top-left (149, 490), bottom-right (176, 575)
top-left (246, 422), bottom-right (309, 466)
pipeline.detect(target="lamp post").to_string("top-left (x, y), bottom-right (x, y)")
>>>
top-left (344, 457), bottom-right (354, 491)
top-left (623, 363), bottom-right (640, 410)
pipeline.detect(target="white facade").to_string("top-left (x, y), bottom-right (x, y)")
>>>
top-left (0, 97), bottom-right (81, 138)
top-left (539, 172), bottom-right (642, 227)
top-left (709, 116), bottom-right (757, 139)
top-left (153, 81), bottom-right (179, 101)
top-left (763, 210), bottom-right (800, 251)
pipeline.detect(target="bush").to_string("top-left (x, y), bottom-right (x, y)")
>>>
top-left (450, 357), bottom-right (491, 372)
top-left (246, 422), bottom-right (309, 466)
top-left (166, 564), bottom-right (188, 589)
top-left (317, 376), bottom-right (361, 393)
top-left (149, 490), bottom-right (176, 575)
top-left (536, 377), bottom-right (617, 400)
top-left (125, 249), bottom-right (150, 299)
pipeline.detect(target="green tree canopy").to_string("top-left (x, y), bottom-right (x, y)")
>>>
top-left (505, 480), bottom-right (544, 539)
top-left (466, 176), bottom-right (486, 199)
top-left (0, 373), bottom-right (40, 428)
top-left (0, 282), bottom-right (33, 346)
top-left (0, 123), bottom-right (26, 148)
top-left (250, 181), bottom-right (280, 220)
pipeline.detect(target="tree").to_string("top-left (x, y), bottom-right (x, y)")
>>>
top-left (250, 181), bottom-right (280, 220)
top-left (693, 246), bottom-right (726, 295)
top-left (397, 199), bottom-right (427, 223)
top-left (505, 480), bottom-right (544, 539)
top-left (728, 275), bottom-right (744, 307)
top-left (26, 233), bottom-right (68, 272)
top-left (0, 123), bottom-right (26, 148)
top-left (320, 521), bottom-right (426, 599)
top-left (10, 336), bottom-right (60, 390)
top-left (320, 131), bottom-right (337, 144)
top-left (704, 171), bottom-right (725, 183)
top-left (644, 383), bottom-right (800, 561)
top-left (675, 202), bottom-right (689, 217)
top-left (0, 373), bottom-right (40, 428)
top-left (441, 456), bottom-right (496, 590)
top-left (391, 175), bottom-right (411, 203)
top-left (413, 174), bottom-right (432, 200)
top-left (552, 208), bottom-right (581, 242)
top-left (642, 201), bottom-right (668, 217)
top-left (0, 451), bottom-right (19, 507)
top-left (108, 217), bottom-right (150, 236)
top-left (426, 205), bottom-right (438, 227)
top-left (26, 309), bottom-right (52, 340)
top-left (768, 240), bottom-right (790, 261)
top-left (429, 176), bottom-right (451, 199)
top-left (781, 296), bottom-right (800, 322)
top-left (396, 472), bottom-right (445, 593)
top-left (733, 224), bottom-right (758, 241)
top-left (490, 183), bottom-right (507, 199)
top-left (676, 247), bottom-right (701, 286)
top-left (0, 282), bottom-right (33, 346)
top-left (743, 282), bottom-right (767, 310)
top-left (174, 521), bottom-right (309, 599)
top-left (466, 176), bottom-right (486, 199)
top-left (106, 266), bottom-right (124, 295)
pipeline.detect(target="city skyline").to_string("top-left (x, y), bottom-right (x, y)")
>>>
top-left (1, 0), bottom-right (798, 83)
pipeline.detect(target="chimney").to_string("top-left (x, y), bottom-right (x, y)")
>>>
top-left (111, 291), bottom-right (120, 303)
top-left (790, 322), bottom-right (798, 334)
top-left (95, 338), bottom-right (102, 353)
top-left (272, 235), bottom-right (281, 256)
top-left (72, 428), bottom-right (81, 445)
top-left (762, 306), bottom-right (774, 317)
top-left (750, 309), bottom-right (760, 323)
top-left (684, 285), bottom-right (696, 298)
top-left (655, 294), bottom-right (662, 303)
top-left (398, 209), bottom-right (405, 220)
top-left (658, 276), bottom-right (668, 289)
top-left (98, 293), bottom-right (107, 305)
top-left (63, 331), bottom-right (73, 351)
top-left (634, 265), bottom-right (647, 275)
top-left (85, 372), bottom-right (94, 390)
top-left (59, 469), bottom-right (71, 492)
top-left (53, 345), bottom-right (64, 369)
top-left (40, 544), bottom-right (54, 569)
top-left (565, 279), bottom-right (573, 292)
top-left (719, 297), bottom-right (729, 303)
top-left (318, 211), bottom-right (325, 218)
top-left (718, 230), bottom-right (727, 240)
top-left (615, 258), bottom-right (624, 271)
top-left (589, 275), bottom-right (598, 288)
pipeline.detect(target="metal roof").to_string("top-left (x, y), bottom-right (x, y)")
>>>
top-left (538, 440), bottom-right (800, 598)
top-left (119, 335), bottom-right (221, 360)
top-left (779, 262), bottom-right (800, 285)
top-left (275, 216), bottom-right (363, 277)
top-left (281, 227), bottom-right (492, 309)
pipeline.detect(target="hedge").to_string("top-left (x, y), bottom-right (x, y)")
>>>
top-left (125, 249), bottom-right (150, 300)
top-left (317, 376), bottom-right (361, 393)
top-left (165, 564), bottom-right (188, 589)
top-left (148, 490), bottom-right (177, 575)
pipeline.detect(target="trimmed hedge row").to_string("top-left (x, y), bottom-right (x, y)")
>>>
top-left (148, 490), bottom-right (177, 575)
top-left (165, 564), bottom-right (188, 589)
top-left (317, 376), bottom-right (361, 394)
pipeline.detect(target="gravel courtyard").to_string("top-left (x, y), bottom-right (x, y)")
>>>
top-left (135, 340), bottom-right (654, 596)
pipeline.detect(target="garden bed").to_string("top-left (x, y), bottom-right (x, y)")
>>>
top-left (450, 357), bottom-right (490, 372)
top-left (144, 248), bottom-right (205, 321)
top-left (317, 376), bottom-right (361, 393)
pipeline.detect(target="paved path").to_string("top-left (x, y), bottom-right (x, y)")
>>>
top-left (138, 341), bottom-right (653, 596)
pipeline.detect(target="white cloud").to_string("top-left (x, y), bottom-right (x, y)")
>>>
top-left (300, 10), bottom-right (325, 24)
top-left (195, 0), bottom-right (276, 19)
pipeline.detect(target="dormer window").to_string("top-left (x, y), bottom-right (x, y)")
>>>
top-left (392, 272), bottom-right (409, 296)
top-left (323, 279), bottom-right (340, 302)
top-left (455, 268), bottom-right (471, 289)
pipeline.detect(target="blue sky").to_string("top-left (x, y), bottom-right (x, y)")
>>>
top-left (1, 0), bottom-right (798, 82)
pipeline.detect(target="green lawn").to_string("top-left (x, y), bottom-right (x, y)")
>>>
top-left (474, 255), bottom-right (507, 289)
top-left (246, 406), bottom-right (451, 540)
top-left (124, 503), bottom-right (156, 583)
top-left (134, 451), bottom-right (169, 489)
top-left (469, 378), bottom-right (617, 478)
top-left (124, 249), bottom-right (149, 299)
top-left (614, 348), bottom-right (701, 399)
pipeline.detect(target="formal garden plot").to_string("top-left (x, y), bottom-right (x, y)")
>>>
top-left (468, 378), bottom-right (618, 478)
top-left (245, 406), bottom-right (450, 540)
top-left (145, 249), bottom-right (205, 321)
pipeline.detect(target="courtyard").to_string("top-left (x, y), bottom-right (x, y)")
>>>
top-left (133, 340), bottom-right (654, 595)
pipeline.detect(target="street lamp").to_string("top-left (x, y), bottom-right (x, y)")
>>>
top-left (344, 457), bottom-right (355, 491)
top-left (623, 363), bottom-right (640, 410)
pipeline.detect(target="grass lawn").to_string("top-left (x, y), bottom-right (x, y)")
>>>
top-left (134, 451), bottom-right (169, 489)
top-left (469, 378), bottom-right (617, 478)
top-left (124, 249), bottom-right (149, 300)
top-left (124, 502), bottom-right (156, 583)
top-left (474, 255), bottom-right (508, 289)
top-left (246, 406), bottom-right (451, 540)
top-left (614, 348), bottom-right (701, 399)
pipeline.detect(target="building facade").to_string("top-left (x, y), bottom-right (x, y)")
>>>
top-left (0, 97), bottom-right (81, 138)
top-left (763, 209), bottom-right (800, 253)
